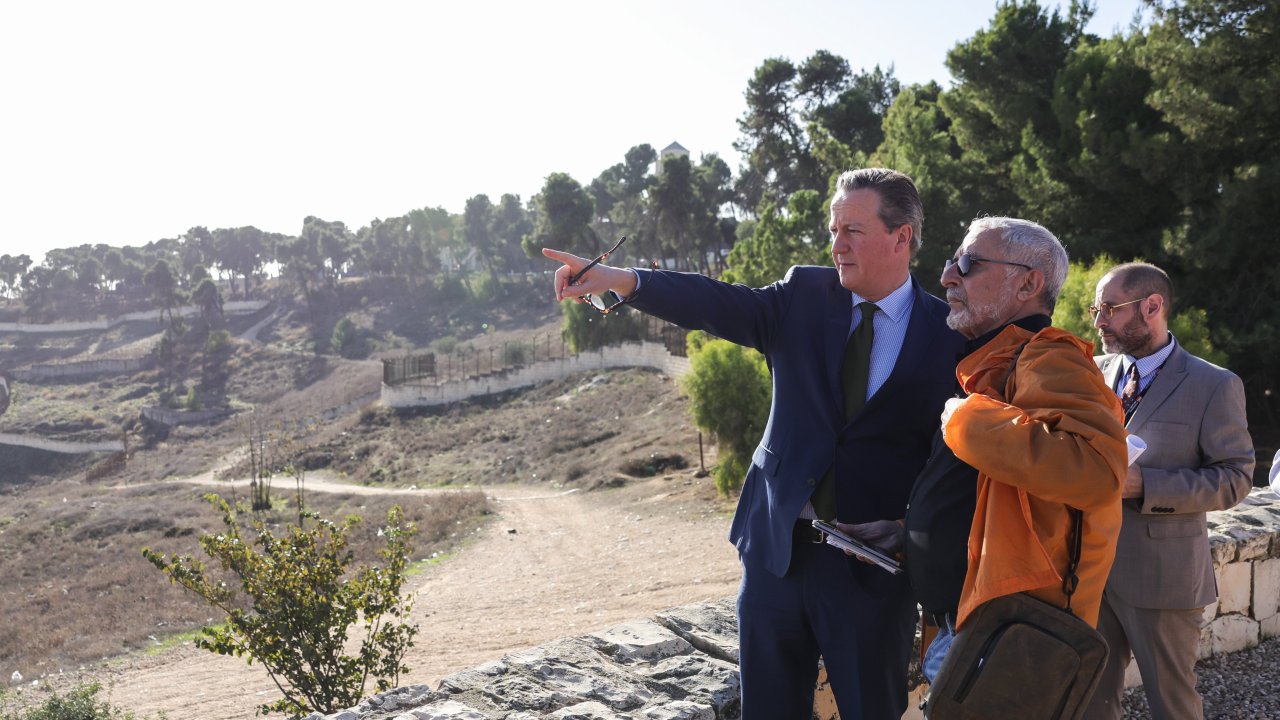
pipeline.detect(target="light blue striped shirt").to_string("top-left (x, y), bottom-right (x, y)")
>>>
top-left (1115, 334), bottom-right (1177, 395)
top-left (851, 276), bottom-right (915, 403)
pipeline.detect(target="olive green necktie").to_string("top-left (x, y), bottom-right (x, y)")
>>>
top-left (811, 302), bottom-right (878, 521)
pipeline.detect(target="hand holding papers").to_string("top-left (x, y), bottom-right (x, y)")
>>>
top-left (812, 520), bottom-right (903, 575)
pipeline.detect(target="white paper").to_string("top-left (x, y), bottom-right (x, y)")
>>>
top-left (1126, 435), bottom-right (1147, 467)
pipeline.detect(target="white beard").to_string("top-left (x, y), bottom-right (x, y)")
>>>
top-left (946, 285), bottom-right (1014, 336)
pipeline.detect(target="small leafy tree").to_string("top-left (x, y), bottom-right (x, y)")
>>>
top-left (331, 316), bottom-right (356, 355)
top-left (679, 331), bottom-right (772, 495)
top-left (558, 300), bottom-right (646, 353)
top-left (142, 495), bottom-right (418, 717)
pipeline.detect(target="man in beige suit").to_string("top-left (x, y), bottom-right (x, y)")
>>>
top-left (1084, 262), bottom-right (1255, 720)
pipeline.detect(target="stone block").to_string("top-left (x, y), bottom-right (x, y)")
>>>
top-left (589, 620), bottom-right (694, 664)
top-left (654, 598), bottom-right (739, 664)
top-left (1263, 614), bottom-right (1280, 639)
top-left (1198, 623), bottom-right (1214, 660)
top-left (631, 651), bottom-right (739, 715)
top-left (1216, 562), bottom-right (1253, 615)
top-left (1208, 535), bottom-right (1237, 566)
top-left (1254, 558), bottom-right (1280, 620)
top-left (639, 700), bottom-right (716, 719)
top-left (548, 700), bottom-right (618, 719)
top-left (1201, 598), bottom-right (1219, 626)
top-left (404, 700), bottom-right (488, 720)
top-left (1226, 525), bottom-right (1273, 562)
top-left (1208, 614), bottom-right (1260, 655)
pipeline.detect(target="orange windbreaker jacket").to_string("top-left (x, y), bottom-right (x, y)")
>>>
top-left (944, 324), bottom-right (1126, 628)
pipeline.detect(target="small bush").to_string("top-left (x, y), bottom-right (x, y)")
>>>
top-left (680, 333), bottom-right (771, 496)
top-left (619, 453), bottom-right (688, 477)
top-left (2, 683), bottom-right (136, 720)
top-left (142, 496), bottom-right (419, 716)
top-left (430, 335), bottom-right (459, 355)
top-left (501, 341), bottom-right (535, 367)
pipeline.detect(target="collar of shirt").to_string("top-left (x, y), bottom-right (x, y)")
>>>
top-left (850, 275), bottom-right (913, 330)
top-left (1119, 333), bottom-right (1177, 393)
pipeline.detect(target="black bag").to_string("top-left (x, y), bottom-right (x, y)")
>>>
top-left (923, 511), bottom-right (1109, 720)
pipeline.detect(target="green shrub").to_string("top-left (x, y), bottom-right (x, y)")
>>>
top-left (2, 683), bottom-right (136, 720)
top-left (679, 332), bottom-right (771, 496)
top-left (142, 496), bottom-right (418, 716)
top-left (501, 341), bottom-right (535, 367)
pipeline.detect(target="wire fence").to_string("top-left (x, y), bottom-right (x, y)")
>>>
top-left (383, 316), bottom-right (688, 386)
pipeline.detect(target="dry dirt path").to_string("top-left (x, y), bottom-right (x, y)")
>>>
top-left (90, 476), bottom-right (740, 719)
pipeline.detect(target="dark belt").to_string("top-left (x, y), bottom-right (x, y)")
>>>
top-left (794, 520), bottom-right (827, 544)
top-left (925, 610), bottom-right (957, 629)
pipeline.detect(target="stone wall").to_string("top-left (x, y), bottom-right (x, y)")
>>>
top-left (382, 341), bottom-right (692, 409)
top-left (308, 487), bottom-right (1280, 720)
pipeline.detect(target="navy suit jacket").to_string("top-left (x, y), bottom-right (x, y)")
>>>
top-left (630, 265), bottom-right (964, 577)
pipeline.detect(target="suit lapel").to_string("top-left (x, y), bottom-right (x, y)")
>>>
top-left (1126, 345), bottom-right (1189, 431)
top-left (825, 276), bottom-right (854, 418)
top-left (1098, 354), bottom-right (1125, 393)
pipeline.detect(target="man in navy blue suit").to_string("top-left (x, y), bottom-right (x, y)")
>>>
top-left (545, 168), bottom-right (964, 719)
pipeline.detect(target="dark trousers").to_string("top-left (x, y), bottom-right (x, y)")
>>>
top-left (737, 536), bottom-right (916, 720)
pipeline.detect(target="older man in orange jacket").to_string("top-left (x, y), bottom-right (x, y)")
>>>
top-left (915, 216), bottom-right (1127, 678)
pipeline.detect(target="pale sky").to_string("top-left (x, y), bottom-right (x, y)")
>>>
top-left (1, 0), bottom-right (1149, 264)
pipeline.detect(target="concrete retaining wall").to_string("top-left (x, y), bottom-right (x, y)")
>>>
top-left (0, 432), bottom-right (123, 454)
top-left (381, 341), bottom-right (692, 409)
top-left (12, 356), bottom-right (153, 382)
top-left (0, 300), bottom-right (268, 334)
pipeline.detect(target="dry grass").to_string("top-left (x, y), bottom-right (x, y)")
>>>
top-left (0, 477), bottom-right (488, 682)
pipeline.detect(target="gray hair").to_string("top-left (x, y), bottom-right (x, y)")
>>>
top-left (834, 168), bottom-right (923, 256)
top-left (967, 216), bottom-right (1068, 311)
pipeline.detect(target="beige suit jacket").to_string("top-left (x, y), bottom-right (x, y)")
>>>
top-left (1097, 344), bottom-right (1255, 609)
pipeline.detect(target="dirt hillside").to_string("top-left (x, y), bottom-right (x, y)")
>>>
top-left (85, 474), bottom-right (740, 719)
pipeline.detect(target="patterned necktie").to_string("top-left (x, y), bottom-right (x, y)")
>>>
top-left (812, 302), bottom-right (879, 521)
top-left (1120, 363), bottom-right (1141, 420)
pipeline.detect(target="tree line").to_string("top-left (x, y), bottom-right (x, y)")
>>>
top-left (4, 0), bottom-right (1274, 417)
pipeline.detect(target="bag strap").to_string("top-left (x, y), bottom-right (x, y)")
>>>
top-left (1004, 338), bottom-right (1085, 617)
top-left (1062, 509), bottom-right (1083, 615)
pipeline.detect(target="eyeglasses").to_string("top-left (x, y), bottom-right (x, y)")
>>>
top-left (1088, 297), bottom-right (1143, 320)
top-left (566, 236), bottom-right (632, 315)
top-left (944, 254), bottom-right (1033, 277)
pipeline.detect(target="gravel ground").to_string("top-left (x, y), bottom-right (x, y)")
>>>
top-left (1122, 635), bottom-right (1280, 718)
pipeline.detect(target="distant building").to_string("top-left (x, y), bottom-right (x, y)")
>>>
top-left (656, 141), bottom-right (689, 176)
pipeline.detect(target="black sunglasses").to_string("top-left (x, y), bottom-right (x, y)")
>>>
top-left (567, 236), bottom-right (632, 315)
top-left (944, 253), bottom-right (1032, 277)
